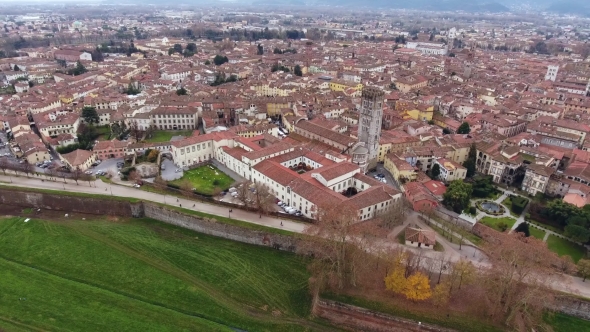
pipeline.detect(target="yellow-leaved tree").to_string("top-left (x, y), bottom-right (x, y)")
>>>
top-left (431, 281), bottom-right (451, 307)
top-left (384, 267), bottom-right (407, 295)
top-left (402, 272), bottom-right (432, 301)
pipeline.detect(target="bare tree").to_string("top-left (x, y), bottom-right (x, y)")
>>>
top-left (0, 157), bottom-right (8, 175)
top-left (80, 173), bottom-right (94, 187)
top-left (71, 167), bottom-right (82, 185)
top-left (476, 230), bottom-right (562, 331)
top-left (298, 203), bottom-right (368, 289)
top-left (22, 161), bottom-right (33, 178)
top-left (253, 182), bottom-right (275, 215)
top-left (47, 167), bottom-right (58, 181)
top-left (235, 181), bottom-right (252, 207)
top-left (128, 120), bottom-right (145, 142)
top-left (379, 197), bottom-right (409, 229)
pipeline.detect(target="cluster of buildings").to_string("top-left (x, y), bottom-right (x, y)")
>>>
top-left (1, 9), bottom-right (590, 219)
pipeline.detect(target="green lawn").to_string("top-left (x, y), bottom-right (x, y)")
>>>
top-left (170, 165), bottom-right (234, 195)
top-left (479, 216), bottom-right (517, 232)
top-left (545, 312), bottom-right (590, 332)
top-left (546, 234), bottom-right (587, 263)
top-left (0, 216), bottom-right (318, 332)
top-left (145, 130), bottom-right (193, 143)
top-left (95, 125), bottom-right (111, 141)
top-left (528, 225), bottom-right (546, 240)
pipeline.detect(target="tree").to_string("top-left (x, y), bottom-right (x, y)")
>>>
top-left (68, 61), bottom-right (87, 76)
top-left (448, 260), bottom-right (476, 292)
top-left (379, 197), bottom-right (408, 229)
top-left (402, 272), bottom-right (432, 301)
top-left (173, 43), bottom-right (183, 54)
top-left (299, 203), bottom-right (373, 289)
top-left (168, 48), bottom-right (175, 56)
top-left (457, 122), bottom-right (470, 134)
top-left (13, 64), bottom-right (19, 71)
top-left (81, 106), bottom-right (99, 124)
top-left (384, 261), bottom-right (407, 295)
top-left (235, 181), bottom-right (251, 207)
top-left (514, 222), bottom-right (530, 237)
top-left (253, 182), bottom-right (275, 215)
top-left (578, 259), bottom-right (590, 282)
top-left (443, 180), bottom-right (472, 213)
top-left (294, 65), bottom-right (303, 76)
top-left (431, 281), bottom-right (451, 306)
top-left (147, 149), bottom-right (159, 163)
top-left (186, 43), bottom-right (197, 53)
top-left (0, 157), bottom-right (8, 175)
top-left (176, 87), bottom-right (187, 95)
top-left (477, 231), bottom-right (563, 331)
top-left (257, 43), bottom-right (264, 55)
top-left (462, 144), bottom-right (477, 177)
top-left (22, 161), bottom-right (33, 178)
top-left (273, 47), bottom-right (282, 54)
top-left (430, 163), bottom-right (440, 180)
top-left (72, 167), bottom-right (82, 185)
top-left (204, 60), bottom-right (211, 65)
top-left (213, 55), bottom-right (228, 66)
top-left (564, 224), bottom-right (590, 243)
top-left (178, 178), bottom-right (193, 193)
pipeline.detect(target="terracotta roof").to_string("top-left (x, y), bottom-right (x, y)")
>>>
top-left (61, 149), bottom-right (93, 167)
top-left (405, 225), bottom-right (436, 246)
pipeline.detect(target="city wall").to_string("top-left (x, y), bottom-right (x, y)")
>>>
top-left (1, 187), bottom-right (589, 323)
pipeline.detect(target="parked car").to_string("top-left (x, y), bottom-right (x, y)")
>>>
top-left (277, 201), bottom-right (284, 206)
top-left (381, 178), bottom-right (387, 183)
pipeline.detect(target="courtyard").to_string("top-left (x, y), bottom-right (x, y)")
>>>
top-left (169, 164), bottom-right (234, 195)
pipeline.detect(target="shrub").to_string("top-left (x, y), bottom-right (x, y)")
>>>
top-left (147, 149), bottom-right (159, 162)
top-left (511, 196), bottom-right (529, 215)
top-left (167, 183), bottom-right (180, 190)
top-left (469, 206), bottom-right (476, 215)
top-left (212, 179), bottom-right (220, 186)
top-left (497, 222), bottom-right (508, 232)
top-left (514, 222), bottom-right (530, 237)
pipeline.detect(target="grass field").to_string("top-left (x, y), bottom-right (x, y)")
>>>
top-left (170, 165), bottom-right (234, 195)
top-left (0, 216), bottom-right (321, 332)
top-left (546, 234), bottom-right (587, 263)
top-left (528, 224), bottom-right (546, 240)
top-left (545, 312), bottom-right (590, 332)
top-left (145, 130), bottom-right (193, 143)
top-left (479, 216), bottom-right (517, 232)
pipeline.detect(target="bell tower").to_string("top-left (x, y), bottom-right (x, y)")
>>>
top-left (358, 87), bottom-right (384, 169)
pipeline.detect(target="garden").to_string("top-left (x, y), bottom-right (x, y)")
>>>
top-left (502, 195), bottom-right (528, 217)
top-left (169, 165), bottom-right (234, 195)
top-left (145, 130), bottom-right (193, 143)
top-left (546, 234), bottom-right (587, 263)
top-left (479, 216), bottom-right (517, 232)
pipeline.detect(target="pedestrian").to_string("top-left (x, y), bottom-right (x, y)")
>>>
top-left (259, 214), bottom-right (261, 218)
top-left (193, 204), bottom-right (195, 207)
top-left (180, 204), bottom-right (182, 207)
top-left (280, 222), bottom-right (283, 226)
top-left (177, 198), bottom-right (179, 202)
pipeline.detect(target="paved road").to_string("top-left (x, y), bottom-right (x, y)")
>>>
top-left (0, 173), bottom-right (306, 233)
top-left (1, 173), bottom-right (590, 298)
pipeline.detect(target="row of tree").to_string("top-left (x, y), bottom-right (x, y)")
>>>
top-left (299, 199), bottom-right (578, 331)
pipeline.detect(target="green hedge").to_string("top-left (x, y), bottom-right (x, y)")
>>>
top-left (510, 195), bottom-right (529, 215)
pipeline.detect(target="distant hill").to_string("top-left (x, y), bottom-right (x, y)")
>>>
top-left (547, 0), bottom-right (590, 16)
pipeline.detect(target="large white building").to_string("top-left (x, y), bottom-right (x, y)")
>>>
top-left (165, 130), bottom-right (402, 221)
top-left (405, 42), bottom-right (448, 56)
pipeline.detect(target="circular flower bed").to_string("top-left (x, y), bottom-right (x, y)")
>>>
top-left (475, 200), bottom-right (505, 216)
